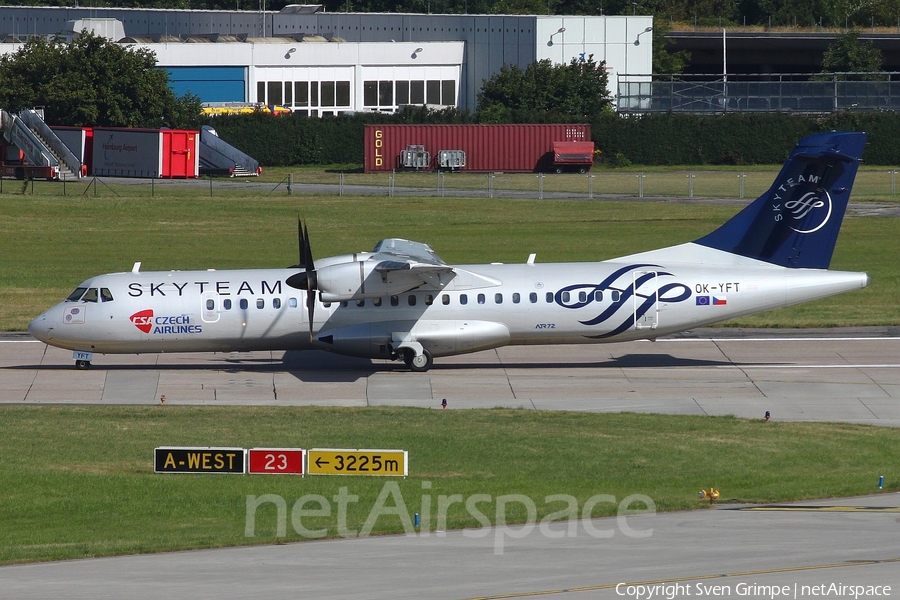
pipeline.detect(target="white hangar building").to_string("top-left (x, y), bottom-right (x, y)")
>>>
top-left (0, 6), bottom-right (652, 114)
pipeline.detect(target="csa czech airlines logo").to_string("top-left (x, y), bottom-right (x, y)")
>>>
top-left (130, 309), bottom-right (154, 333)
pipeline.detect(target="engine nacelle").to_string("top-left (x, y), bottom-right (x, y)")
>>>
top-left (317, 258), bottom-right (445, 302)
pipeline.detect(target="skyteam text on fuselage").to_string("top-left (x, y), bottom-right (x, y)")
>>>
top-left (29, 132), bottom-right (870, 371)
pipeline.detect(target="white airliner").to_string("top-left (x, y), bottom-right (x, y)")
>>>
top-left (29, 132), bottom-right (869, 371)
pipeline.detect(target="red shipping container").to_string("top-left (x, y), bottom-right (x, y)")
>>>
top-left (364, 124), bottom-right (591, 173)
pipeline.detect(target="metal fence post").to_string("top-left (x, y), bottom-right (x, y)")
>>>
top-left (688, 172), bottom-right (695, 198)
top-left (588, 173), bottom-right (594, 199)
top-left (538, 174), bottom-right (544, 200)
top-left (489, 173), bottom-right (494, 198)
top-left (738, 172), bottom-right (745, 199)
top-left (339, 172), bottom-right (344, 196)
top-left (637, 172), bottom-right (645, 198)
top-left (892, 169), bottom-right (896, 195)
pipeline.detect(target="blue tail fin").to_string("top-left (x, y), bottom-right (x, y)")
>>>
top-left (695, 131), bottom-right (866, 269)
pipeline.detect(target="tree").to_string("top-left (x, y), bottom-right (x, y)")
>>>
top-left (650, 20), bottom-right (690, 74)
top-left (817, 30), bottom-right (884, 81)
top-left (476, 55), bottom-right (613, 123)
top-left (0, 32), bottom-right (201, 128)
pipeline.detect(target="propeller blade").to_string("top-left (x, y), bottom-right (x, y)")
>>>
top-left (297, 219), bottom-right (316, 341)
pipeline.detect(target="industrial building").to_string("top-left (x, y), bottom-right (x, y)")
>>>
top-left (0, 6), bottom-right (652, 114)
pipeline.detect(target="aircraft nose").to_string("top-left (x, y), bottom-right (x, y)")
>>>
top-left (28, 311), bottom-right (53, 343)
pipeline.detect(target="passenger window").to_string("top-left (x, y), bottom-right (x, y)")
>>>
top-left (578, 291), bottom-right (587, 302)
top-left (206, 299), bottom-right (215, 310)
top-left (273, 298), bottom-right (282, 309)
top-left (289, 297), bottom-right (298, 308)
top-left (373, 297), bottom-right (382, 307)
top-left (66, 287), bottom-right (88, 302)
top-left (546, 292), bottom-right (553, 303)
top-left (100, 288), bottom-right (114, 302)
top-left (442, 294), bottom-right (450, 305)
top-left (512, 293), bottom-right (520, 304)
top-left (408, 295), bottom-right (417, 306)
top-left (391, 295), bottom-right (399, 307)
top-left (240, 298), bottom-right (248, 310)
top-left (224, 299), bottom-right (232, 310)
top-left (611, 291), bottom-right (621, 302)
top-left (82, 288), bottom-right (99, 303)
top-left (562, 291), bottom-right (570, 302)
top-left (425, 294), bottom-right (433, 305)
top-left (529, 292), bottom-right (537, 303)
top-left (460, 294), bottom-right (468, 305)
top-left (494, 293), bottom-right (502, 304)
top-left (357, 299), bottom-right (365, 307)
top-left (477, 294), bottom-right (485, 304)
top-left (257, 299), bottom-right (264, 309)
top-left (594, 291), bottom-right (603, 302)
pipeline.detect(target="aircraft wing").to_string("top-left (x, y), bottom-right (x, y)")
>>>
top-left (370, 239), bottom-right (455, 291)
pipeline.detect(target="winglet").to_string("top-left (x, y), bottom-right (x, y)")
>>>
top-left (694, 131), bottom-right (867, 269)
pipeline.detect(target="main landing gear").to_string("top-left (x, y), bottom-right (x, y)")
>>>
top-left (396, 345), bottom-right (433, 372)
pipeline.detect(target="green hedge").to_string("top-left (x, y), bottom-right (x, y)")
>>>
top-left (203, 111), bottom-right (900, 167)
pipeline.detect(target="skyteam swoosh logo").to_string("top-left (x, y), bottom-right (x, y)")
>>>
top-left (555, 264), bottom-right (692, 339)
top-left (786, 189), bottom-right (832, 234)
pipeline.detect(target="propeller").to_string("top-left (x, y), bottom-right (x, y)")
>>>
top-left (285, 217), bottom-right (318, 339)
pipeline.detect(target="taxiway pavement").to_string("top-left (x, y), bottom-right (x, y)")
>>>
top-left (4, 328), bottom-right (900, 426)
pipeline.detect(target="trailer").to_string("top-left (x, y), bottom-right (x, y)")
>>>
top-left (551, 141), bottom-right (595, 173)
top-left (92, 128), bottom-right (199, 178)
top-left (364, 124), bottom-right (591, 173)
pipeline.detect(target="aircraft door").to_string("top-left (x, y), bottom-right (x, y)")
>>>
top-left (633, 270), bottom-right (658, 330)
top-left (201, 291), bottom-right (221, 323)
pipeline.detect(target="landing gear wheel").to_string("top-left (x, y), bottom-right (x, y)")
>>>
top-left (75, 360), bottom-right (91, 370)
top-left (409, 349), bottom-right (433, 372)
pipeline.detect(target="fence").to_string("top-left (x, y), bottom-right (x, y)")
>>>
top-left (5, 169), bottom-right (900, 201)
top-left (617, 73), bottom-right (900, 114)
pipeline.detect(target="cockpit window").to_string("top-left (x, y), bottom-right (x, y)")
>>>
top-left (66, 287), bottom-right (88, 302)
top-left (100, 288), bottom-right (114, 302)
top-left (82, 288), bottom-right (99, 303)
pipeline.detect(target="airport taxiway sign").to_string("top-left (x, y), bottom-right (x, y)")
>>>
top-left (307, 449), bottom-right (407, 476)
top-left (248, 448), bottom-right (304, 475)
top-left (154, 447), bottom-right (246, 474)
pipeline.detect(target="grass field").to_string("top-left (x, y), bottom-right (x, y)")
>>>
top-left (2, 406), bottom-right (898, 565)
top-left (1, 177), bottom-right (898, 330)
